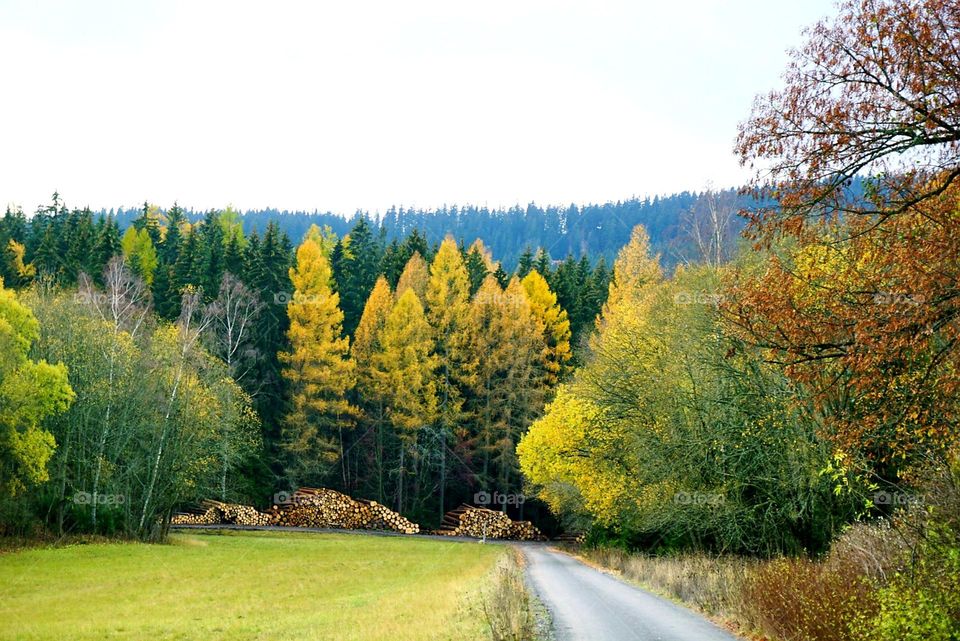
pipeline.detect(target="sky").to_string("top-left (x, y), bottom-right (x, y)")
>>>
top-left (0, 0), bottom-right (836, 216)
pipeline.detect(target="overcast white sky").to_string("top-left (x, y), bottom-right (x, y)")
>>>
top-left (0, 0), bottom-right (835, 215)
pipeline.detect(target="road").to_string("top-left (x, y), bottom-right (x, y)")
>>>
top-left (523, 545), bottom-right (742, 641)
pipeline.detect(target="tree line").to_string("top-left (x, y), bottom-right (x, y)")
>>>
top-left (77, 187), bottom-right (750, 273)
top-left (0, 197), bottom-right (611, 533)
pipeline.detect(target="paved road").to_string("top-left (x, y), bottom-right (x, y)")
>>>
top-left (523, 546), bottom-right (741, 641)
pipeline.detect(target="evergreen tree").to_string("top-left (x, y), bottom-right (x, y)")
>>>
top-left (93, 216), bottom-right (122, 281)
top-left (533, 248), bottom-right (552, 280)
top-left (246, 223), bottom-right (293, 451)
top-left (335, 218), bottom-right (381, 337)
top-left (198, 210), bottom-right (226, 299)
top-left (493, 264), bottom-right (509, 288)
top-left (516, 246), bottom-right (535, 279)
top-left (464, 244), bottom-right (490, 295)
top-left (380, 239), bottom-right (406, 287)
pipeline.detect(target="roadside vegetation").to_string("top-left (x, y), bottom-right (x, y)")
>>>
top-left (519, 1), bottom-right (960, 638)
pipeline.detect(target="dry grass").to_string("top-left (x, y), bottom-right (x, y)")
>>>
top-left (580, 521), bottom-right (913, 641)
top-left (580, 547), bottom-right (754, 621)
top-left (476, 549), bottom-right (538, 641)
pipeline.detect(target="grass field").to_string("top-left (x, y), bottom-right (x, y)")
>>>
top-left (0, 530), bottom-right (506, 641)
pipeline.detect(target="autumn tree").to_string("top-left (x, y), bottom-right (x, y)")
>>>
top-left (470, 276), bottom-right (546, 496)
top-left (279, 237), bottom-right (356, 487)
top-left (371, 288), bottom-right (438, 512)
top-left (0, 278), bottom-right (74, 497)
top-left (425, 237), bottom-right (477, 517)
top-left (732, 0), bottom-right (960, 468)
top-left (737, 0), bottom-right (960, 230)
top-left (121, 226), bottom-right (159, 286)
top-left (395, 251), bottom-right (429, 301)
top-left (351, 276), bottom-right (394, 501)
top-left (521, 270), bottom-right (572, 387)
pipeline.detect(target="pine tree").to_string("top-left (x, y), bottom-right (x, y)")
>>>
top-left (279, 237), bottom-right (356, 486)
top-left (516, 246), bottom-right (535, 279)
top-left (34, 224), bottom-right (62, 280)
top-left (380, 239), bottom-right (407, 287)
top-left (464, 240), bottom-right (491, 295)
top-left (198, 210), bottom-right (226, 299)
top-left (533, 248), bottom-right (552, 280)
top-left (335, 218), bottom-right (381, 336)
top-left (246, 222), bottom-right (293, 446)
top-left (93, 216), bottom-right (122, 281)
top-left (493, 264), bottom-right (509, 288)
top-left (64, 209), bottom-right (96, 283)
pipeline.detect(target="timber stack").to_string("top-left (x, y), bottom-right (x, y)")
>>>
top-left (171, 499), bottom-right (270, 526)
top-left (436, 504), bottom-right (546, 541)
top-left (265, 487), bottom-right (420, 534)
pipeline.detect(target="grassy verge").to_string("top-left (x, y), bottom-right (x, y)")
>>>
top-left (0, 530), bottom-right (506, 641)
top-left (577, 516), bottom-right (959, 641)
top-left (473, 549), bottom-right (542, 641)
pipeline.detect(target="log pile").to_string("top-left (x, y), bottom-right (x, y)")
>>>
top-left (171, 499), bottom-right (270, 526)
top-left (265, 487), bottom-right (419, 534)
top-left (553, 532), bottom-right (587, 544)
top-left (436, 504), bottom-right (545, 541)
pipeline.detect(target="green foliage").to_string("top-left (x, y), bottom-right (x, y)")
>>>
top-left (0, 279), bottom-right (74, 497)
top-left (121, 226), bottom-right (158, 285)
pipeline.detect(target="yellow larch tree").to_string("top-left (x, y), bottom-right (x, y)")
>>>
top-left (425, 237), bottom-right (477, 517)
top-left (395, 251), bottom-right (429, 301)
top-left (521, 269), bottom-right (572, 387)
top-left (279, 237), bottom-right (356, 486)
top-left (371, 288), bottom-right (438, 512)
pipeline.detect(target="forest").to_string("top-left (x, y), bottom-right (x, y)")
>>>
top-left (0, 196), bottom-right (614, 533)
top-left (89, 187), bottom-right (749, 271)
top-left (1, 0), bottom-right (959, 639)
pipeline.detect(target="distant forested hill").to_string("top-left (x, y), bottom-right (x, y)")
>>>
top-left (99, 188), bottom-right (752, 270)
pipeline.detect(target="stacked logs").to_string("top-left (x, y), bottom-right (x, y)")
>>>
top-left (171, 499), bottom-right (270, 526)
top-left (436, 504), bottom-right (546, 541)
top-left (265, 487), bottom-right (419, 534)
